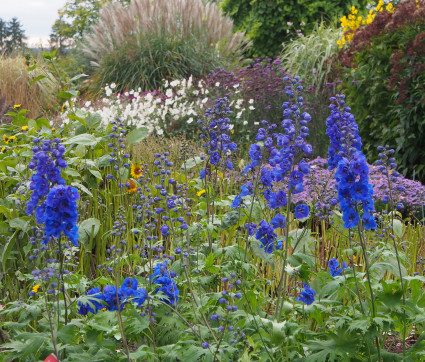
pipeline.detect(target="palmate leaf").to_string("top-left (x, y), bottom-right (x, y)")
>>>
top-left (129, 345), bottom-right (157, 360)
top-left (346, 317), bottom-right (371, 334)
top-left (2, 333), bottom-right (49, 359)
top-left (303, 331), bottom-right (360, 361)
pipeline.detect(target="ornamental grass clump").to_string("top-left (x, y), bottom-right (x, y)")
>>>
top-left (82, 0), bottom-right (247, 93)
top-left (0, 55), bottom-right (59, 117)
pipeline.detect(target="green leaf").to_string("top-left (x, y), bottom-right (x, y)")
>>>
top-left (346, 317), bottom-right (371, 333)
top-left (120, 167), bottom-right (129, 182)
top-left (127, 127), bottom-right (149, 145)
top-left (57, 324), bottom-right (79, 344)
top-left (220, 211), bottom-right (240, 229)
top-left (0, 221), bottom-right (9, 234)
top-left (36, 118), bottom-right (50, 129)
top-left (392, 219), bottom-right (403, 238)
top-left (71, 182), bottom-right (93, 197)
top-left (96, 154), bottom-right (111, 168)
top-left (1, 231), bottom-right (17, 272)
top-left (59, 89), bottom-right (79, 99)
top-left (371, 259), bottom-right (407, 279)
top-left (63, 133), bottom-right (99, 146)
top-left (86, 113), bottom-right (102, 130)
top-left (78, 218), bottom-right (101, 248)
top-left (74, 144), bottom-right (86, 157)
top-left (9, 217), bottom-right (29, 231)
top-left (251, 239), bottom-right (275, 267)
top-left (288, 228), bottom-right (315, 254)
top-left (89, 169), bottom-right (102, 180)
top-left (181, 156), bottom-right (204, 170)
top-left (29, 75), bottom-right (46, 87)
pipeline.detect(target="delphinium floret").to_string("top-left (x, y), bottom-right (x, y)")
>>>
top-left (328, 258), bottom-right (348, 277)
top-left (150, 261), bottom-right (179, 306)
top-left (296, 283), bottom-right (316, 305)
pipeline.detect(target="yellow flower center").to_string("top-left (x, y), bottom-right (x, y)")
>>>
top-left (131, 164), bottom-right (143, 178)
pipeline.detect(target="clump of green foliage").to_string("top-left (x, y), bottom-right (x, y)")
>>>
top-left (338, 0), bottom-right (425, 181)
top-left (220, 0), bottom-right (368, 58)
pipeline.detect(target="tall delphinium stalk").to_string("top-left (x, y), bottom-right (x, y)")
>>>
top-left (326, 94), bottom-right (381, 358)
top-left (26, 137), bottom-right (80, 358)
top-left (375, 145), bottom-right (407, 357)
top-left (198, 97), bottom-right (237, 249)
top-left (231, 76), bottom-right (314, 321)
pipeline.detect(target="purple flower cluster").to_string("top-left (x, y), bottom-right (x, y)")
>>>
top-left (255, 220), bottom-right (282, 253)
top-left (328, 258), bottom-right (347, 277)
top-left (42, 185), bottom-right (80, 246)
top-left (150, 261), bottom-right (179, 306)
top-left (288, 157), bottom-right (425, 212)
top-left (26, 138), bottom-right (67, 217)
top-left (198, 97), bottom-right (237, 176)
top-left (296, 283), bottom-right (316, 305)
top-left (326, 95), bottom-right (377, 229)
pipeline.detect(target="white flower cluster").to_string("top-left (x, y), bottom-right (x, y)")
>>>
top-left (59, 76), bottom-right (256, 137)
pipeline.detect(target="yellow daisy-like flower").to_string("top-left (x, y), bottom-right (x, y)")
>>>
top-left (32, 284), bottom-right (41, 293)
top-left (13, 104), bottom-right (21, 109)
top-left (51, 128), bottom-right (56, 131)
top-left (1, 147), bottom-right (6, 153)
top-left (22, 126), bottom-right (28, 131)
top-left (2, 135), bottom-right (16, 145)
top-left (131, 164), bottom-right (143, 178)
top-left (197, 189), bottom-right (206, 197)
top-left (126, 179), bottom-right (138, 194)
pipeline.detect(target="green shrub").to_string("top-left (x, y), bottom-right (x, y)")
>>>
top-left (82, 0), bottom-right (247, 93)
top-left (220, 0), bottom-right (368, 58)
top-left (338, 0), bottom-right (425, 180)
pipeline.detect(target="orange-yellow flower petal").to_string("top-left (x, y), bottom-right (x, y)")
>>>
top-left (197, 189), bottom-right (206, 197)
top-left (126, 179), bottom-right (138, 194)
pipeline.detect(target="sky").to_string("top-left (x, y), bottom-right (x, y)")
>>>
top-left (0, 0), bottom-right (68, 46)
